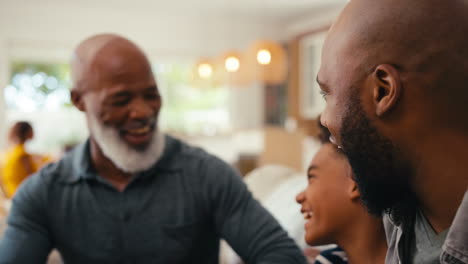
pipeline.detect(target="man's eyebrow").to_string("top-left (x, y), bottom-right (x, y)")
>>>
top-left (144, 85), bottom-right (159, 92)
top-left (106, 90), bottom-right (132, 100)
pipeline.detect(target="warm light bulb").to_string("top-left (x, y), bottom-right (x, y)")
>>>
top-left (198, 63), bottom-right (213, 79)
top-left (257, 49), bottom-right (271, 65)
top-left (225, 56), bottom-right (240, 72)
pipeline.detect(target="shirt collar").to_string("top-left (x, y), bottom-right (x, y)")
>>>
top-left (62, 140), bottom-right (95, 184)
top-left (442, 190), bottom-right (468, 263)
top-left (63, 135), bottom-right (181, 184)
top-left (389, 191), bottom-right (468, 264)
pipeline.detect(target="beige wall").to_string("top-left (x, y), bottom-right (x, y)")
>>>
top-left (287, 27), bottom-right (331, 137)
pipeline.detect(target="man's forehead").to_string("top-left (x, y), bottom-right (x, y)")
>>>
top-left (101, 79), bottom-right (157, 94)
top-left (72, 35), bottom-right (151, 89)
top-left (85, 43), bottom-right (153, 85)
top-left (322, 0), bottom-right (376, 62)
top-left (93, 53), bottom-right (149, 76)
top-left (75, 36), bottom-right (120, 63)
top-left (92, 40), bottom-right (147, 68)
top-left (320, 31), bottom-right (352, 81)
top-left (72, 36), bottom-right (120, 81)
top-left (91, 69), bottom-right (156, 94)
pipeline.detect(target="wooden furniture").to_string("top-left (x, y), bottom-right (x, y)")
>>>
top-left (259, 126), bottom-right (306, 171)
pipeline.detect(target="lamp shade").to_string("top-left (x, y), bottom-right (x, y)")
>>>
top-left (246, 40), bottom-right (288, 85)
top-left (191, 59), bottom-right (223, 88)
top-left (198, 63), bottom-right (213, 79)
top-left (225, 55), bottom-right (240, 73)
top-left (217, 51), bottom-right (253, 86)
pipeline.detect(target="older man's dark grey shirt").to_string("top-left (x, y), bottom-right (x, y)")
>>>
top-left (0, 135), bottom-right (306, 264)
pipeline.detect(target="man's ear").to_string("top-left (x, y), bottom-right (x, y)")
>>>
top-left (371, 64), bottom-right (402, 117)
top-left (71, 89), bottom-right (86, 112)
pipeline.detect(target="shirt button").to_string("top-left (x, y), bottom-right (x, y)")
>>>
top-left (120, 212), bottom-right (131, 222)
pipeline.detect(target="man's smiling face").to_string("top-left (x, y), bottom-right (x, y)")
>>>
top-left (317, 7), bottom-right (416, 221)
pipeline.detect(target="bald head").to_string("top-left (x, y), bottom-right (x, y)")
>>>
top-left (318, 0), bottom-right (468, 223)
top-left (322, 0), bottom-right (468, 128)
top-left (69, 34), bottom-right (162, 171)
top-left (71, 34), bottom-right (152, 93)
top-left (333, 0), bottom-right (468, 67)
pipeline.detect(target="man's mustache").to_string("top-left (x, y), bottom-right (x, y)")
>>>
top-left (120, 118), bottom-right (157, 131)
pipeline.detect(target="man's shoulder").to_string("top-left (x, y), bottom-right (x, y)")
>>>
top-left (21, 143), bottom-right (84, 188)
top-left (12, 163), bottom-right (59, 205)
top-left (164, 135), bottom-right (230, 168)
top-left (16, 159), bottom-right (67, 195)
top-left (161, 135), bottom-right (239, 185)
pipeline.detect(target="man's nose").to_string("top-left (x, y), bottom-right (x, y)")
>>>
top-left (129, 100), bottom-right (154, 120)
top-left (319, 114), bottom-right (328, 128)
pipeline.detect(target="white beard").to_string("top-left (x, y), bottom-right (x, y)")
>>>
top-left (87, 114), bottom-right (165, 173)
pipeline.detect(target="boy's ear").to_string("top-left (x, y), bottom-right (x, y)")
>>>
top-left (348, 181), bottom-right (361, 201)
top-left (345, 166), bottom-right (360, 201)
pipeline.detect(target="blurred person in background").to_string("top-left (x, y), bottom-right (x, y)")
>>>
top-left (296, 121), bottom-right (387, 264)
top-left (1, 121), bottom-right (49, 198)
top-left (0, 34), bottom-right (306, 264)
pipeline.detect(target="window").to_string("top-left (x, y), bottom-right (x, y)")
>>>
top-left (5, 62), bottom-right (87, 155)
top-left (6, 62), bottom-right (72, 111)
top-left (299, 32), bottom-right (327, 119)
top-left (154, 63), bottom-right (230, 135)
top-left (4, 61), bottom-right (230, 155)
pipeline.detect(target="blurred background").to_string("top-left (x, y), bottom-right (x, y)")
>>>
top-left (0, 0), bottom-right (348, 171)
top-left (0, 0), bottom-right (347, 262)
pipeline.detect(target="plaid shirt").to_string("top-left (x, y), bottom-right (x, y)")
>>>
top-left (315, 247), bottom-right (347, 264)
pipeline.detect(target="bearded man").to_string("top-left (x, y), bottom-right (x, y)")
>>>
top-left (318, 0), bottom-right (468, 263)
top-left (0, 34), bottom-right (306, 264)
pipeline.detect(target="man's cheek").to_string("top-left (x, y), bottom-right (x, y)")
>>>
top-left (99, 107), bottom-right (123, 124)
top-left (98, 111), bottom-right (111, 124)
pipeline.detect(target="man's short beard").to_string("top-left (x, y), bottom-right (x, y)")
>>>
top-left (88, 114), bottom-right (165, 174)
top-left (340, 94), bottom-right (417, 225)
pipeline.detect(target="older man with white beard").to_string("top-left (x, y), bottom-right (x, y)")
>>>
top-left (0, 34), bottom-right (306, 264)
